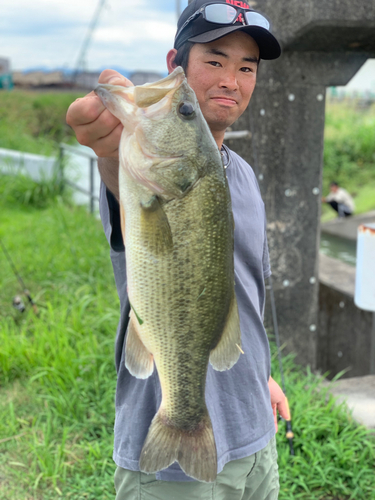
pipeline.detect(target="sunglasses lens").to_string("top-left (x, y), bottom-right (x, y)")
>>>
top-left (205, 4), bottom-right (237, 24)
top-left (244, 12), bottom-right (270, 30)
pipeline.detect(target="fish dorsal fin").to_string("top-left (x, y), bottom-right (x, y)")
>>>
top-left (125, 310), bottom-right (154, 379)
top-left (209, 291), bottom-right (242, 371)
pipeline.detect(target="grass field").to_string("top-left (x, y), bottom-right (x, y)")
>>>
top-left (0, 90), bottom-right (84, 156)
top-left (0, 91), bottom-right (375, 498)
top-left (0, 194), bottom-right (118, 499)
top-left (0, 181), bottom-right (374, 499)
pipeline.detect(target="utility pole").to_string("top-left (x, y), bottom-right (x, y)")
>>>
top-left (73, 0), bottom-right (107, 81)
top-left (176, 0), bottom-right (181, 19)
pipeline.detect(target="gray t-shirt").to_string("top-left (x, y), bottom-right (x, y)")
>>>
top-left (99, 145), bottom-right (275, 481)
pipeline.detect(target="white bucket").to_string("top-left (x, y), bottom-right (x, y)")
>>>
top-left (355, 223), bottom-right (375, 312)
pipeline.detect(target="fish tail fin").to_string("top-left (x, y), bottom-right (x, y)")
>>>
top-left (139, 410), bottom-right (217, 483)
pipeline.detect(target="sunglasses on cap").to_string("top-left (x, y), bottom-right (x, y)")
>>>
top-left (175, 2), bottom-right (270, 40)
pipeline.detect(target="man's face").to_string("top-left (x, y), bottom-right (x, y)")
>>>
top-left (330, 185), bottom-right (338, 193)
top-left (184, 31), bottom-right (259, 135)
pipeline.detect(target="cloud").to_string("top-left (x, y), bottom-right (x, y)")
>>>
top-left (0, 0), bottom-right (189, 71)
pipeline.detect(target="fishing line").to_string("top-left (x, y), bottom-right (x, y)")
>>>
top-left (247, 102), bottom-right (295, 456)
top-left (0, 238), bottom-right (39, 315)
top-left (268, 275), bottom-right (295, 456)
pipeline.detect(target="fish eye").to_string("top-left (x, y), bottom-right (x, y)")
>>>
top-left (178, 102), bottom-right (195, 119)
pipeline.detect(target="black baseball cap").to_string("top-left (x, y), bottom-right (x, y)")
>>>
top-left (174, 0), bottom-right (281, 60)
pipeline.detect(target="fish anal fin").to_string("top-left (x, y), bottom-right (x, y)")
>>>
top-left (209, 291), bottom-right (242, 371)
top-left (140, 196), bottom-right (173, 255)
top-left (139, 410), bottom-right (217, 483)
top-left (125, 311), bottom-right (154, 379)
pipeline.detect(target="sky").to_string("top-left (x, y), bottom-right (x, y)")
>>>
top-left (0, 0), bottom-right (189, 72)
top-left (1, 0), bottom-right (375, 91)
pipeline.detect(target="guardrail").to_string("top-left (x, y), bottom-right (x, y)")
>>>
top-left (59, 143), bottom-right (99, 214)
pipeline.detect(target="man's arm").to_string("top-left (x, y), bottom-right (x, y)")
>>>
top-left (98, 157), bottom-right (120, 201)
top-left (268, 376), bottom-right (289, 432)
top-left (66, 69), bottom-right (133, 200)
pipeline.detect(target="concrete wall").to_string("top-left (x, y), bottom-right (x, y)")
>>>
top-left (318, 254), bottom-right (374, 378)
top-left (0, 147), bottom-right (56, 181)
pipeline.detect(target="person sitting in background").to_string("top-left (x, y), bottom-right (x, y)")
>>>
top-left (322, 182), bottom-right (355, 218)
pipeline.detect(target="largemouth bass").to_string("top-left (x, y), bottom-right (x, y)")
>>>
top-left (95, 67), bottom-right (241, 483)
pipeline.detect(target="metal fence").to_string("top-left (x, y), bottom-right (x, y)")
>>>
top-left (58, 130), bottom-right (250, 214)
top-left (59, 143), bottom-right (99, 214)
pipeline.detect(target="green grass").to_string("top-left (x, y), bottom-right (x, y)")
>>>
top-left (271, 348), bottom-right (375, 500)
top-left (0, 96), bottom-right (375, 498)
top-left (0, 185), bottom-right (374, 499)
top-left (0, 192), bottom-right (119, 499)
top-left (322, 100), bottom-right (375, 221)
top-left (0, 90), bottom-right (84, 156)
top-left (0, 163), bottom-right (72, 209)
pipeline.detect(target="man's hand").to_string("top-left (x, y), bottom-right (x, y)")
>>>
top-left (66, 70), bottom-right (133, 158)
top-left (268, 376), bottom-right (290, 432)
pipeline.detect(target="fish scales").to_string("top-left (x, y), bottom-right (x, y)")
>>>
top-left (127, 175), bottom-right (232, 425)
top-left (95, 67), bottom-right (242, 483)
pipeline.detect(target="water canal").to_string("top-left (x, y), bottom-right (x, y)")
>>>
top-left (320, 232), bottom-right (357, 266)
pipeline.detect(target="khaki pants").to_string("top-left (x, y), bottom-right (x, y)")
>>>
top-left (114, 437), bottom-right (279, 500)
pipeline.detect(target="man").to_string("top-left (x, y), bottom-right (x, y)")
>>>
top-left (322, 182), bottom-right (355, 218)
top-left (67, 1), bottom-right (288, 498)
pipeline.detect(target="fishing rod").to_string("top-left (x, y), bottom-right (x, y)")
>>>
top-left (267, 275), bottom-right (295, 456)
top-left (0, 238), bottom-right (39, 316)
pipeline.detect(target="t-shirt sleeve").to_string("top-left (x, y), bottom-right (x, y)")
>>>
top-left (99, 181), bottom-right (125, 253)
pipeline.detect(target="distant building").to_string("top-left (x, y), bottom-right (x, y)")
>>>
top-left (0, 57), bottom-right (13, 90)
top-left (73, 71), bottom-right (101, 90)
top-left (10, 68), bottom-right (165, 90)
top-left (12, 70), bottom-right (65, 88)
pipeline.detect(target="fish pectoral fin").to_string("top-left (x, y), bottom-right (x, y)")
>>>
top-left (140, 196), bottom-right (173, 254)
top-left (125, 311), bottom-right (154, 379)
top-left (139, 410), bottom-right (217, 483)
top-left (209, 291), bottom-right (242, 371)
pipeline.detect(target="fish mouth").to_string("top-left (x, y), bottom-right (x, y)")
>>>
top-left (94, 67), bottom-right (186, 128)
top-left (134, 67), bottom-right (185, 109)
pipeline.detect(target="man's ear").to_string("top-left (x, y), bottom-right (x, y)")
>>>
top-left (166, 49), bottom-right (178, 74)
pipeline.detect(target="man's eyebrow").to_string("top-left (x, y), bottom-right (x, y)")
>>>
top-left (243, 55), bottom-right (259, 64)
top-left (205, 48), bottom-right (229, 58)
top-left (204, 47), bottom-right (259, 64)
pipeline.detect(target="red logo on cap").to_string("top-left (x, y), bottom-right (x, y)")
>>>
top-left (225, 0), bottom-right (250, 23)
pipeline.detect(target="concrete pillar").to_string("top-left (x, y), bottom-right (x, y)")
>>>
top-left (225, 0), bottom-right (375, 367)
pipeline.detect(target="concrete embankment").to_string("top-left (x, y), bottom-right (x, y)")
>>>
top-left (319, 211), bottom-right (375, 429)
top-left (321, 211), bottom-right (375, 240)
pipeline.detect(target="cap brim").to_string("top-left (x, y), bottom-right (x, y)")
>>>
top-left (188, 25), bottom-right (281, 60)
